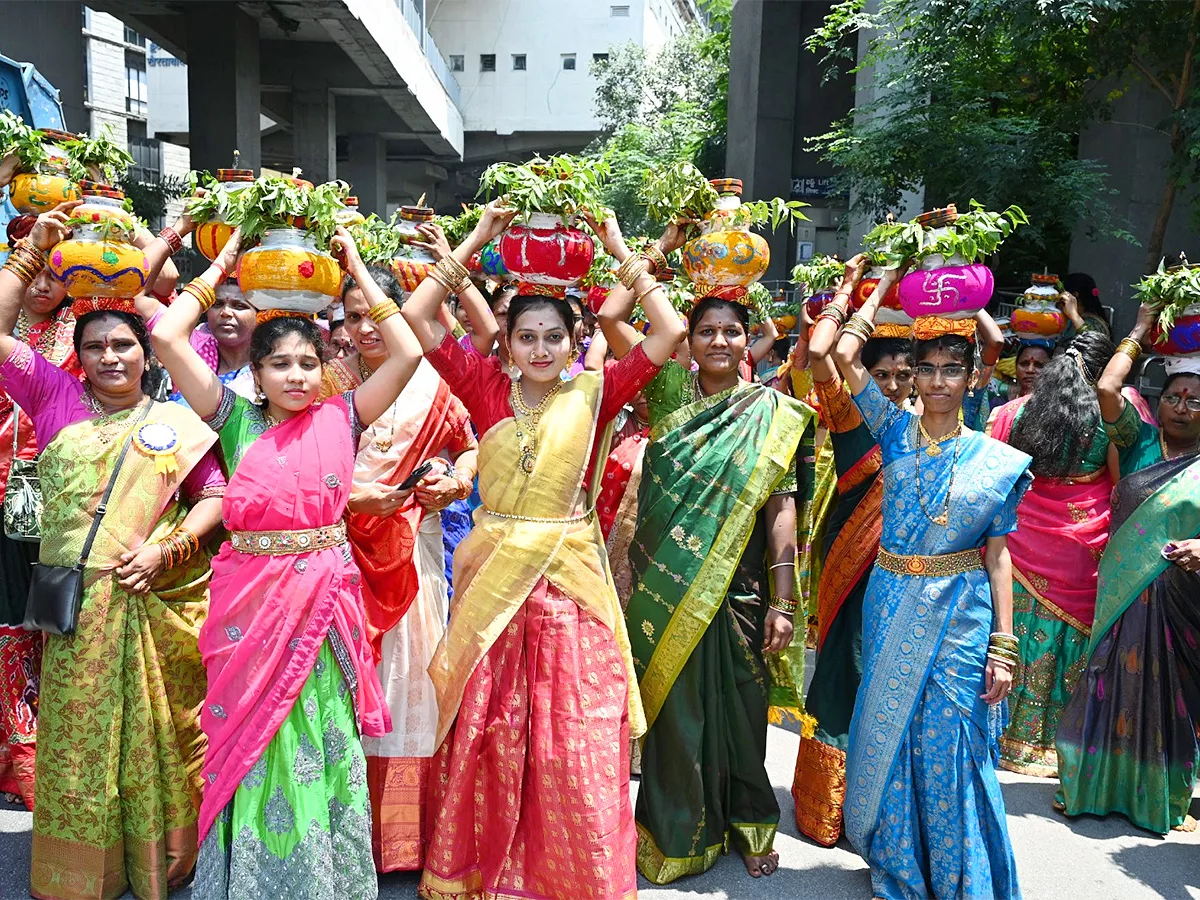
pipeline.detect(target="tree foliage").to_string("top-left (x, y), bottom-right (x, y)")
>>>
top-left (809, 0), bottom-right (1200, 276)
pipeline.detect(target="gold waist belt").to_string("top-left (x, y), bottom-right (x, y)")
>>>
top-left (230, 522), bottom-right (347, 556)
top-left (481, 507), bottom-right (594, 525)
top-left (877, 547), bottom-right (983, 577)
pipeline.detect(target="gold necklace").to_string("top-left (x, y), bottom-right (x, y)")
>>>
top-left (1160, 429), bottom-right (1200, 460)
top-left (913, 417), bottom-right (962, 526)
top-left (917, 418), bottom-right (962, 457)
top-left (14, 310), bottom-right (30, 344)
top-left (511, 379), bottom-right (561, 474)
top-left (84, 390), bottom-right (142, 445)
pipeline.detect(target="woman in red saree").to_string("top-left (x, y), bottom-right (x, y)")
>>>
top-left (401, 203), bottom-right (686, 900)
top-left (319, 262), bottom-right (479, 873)
top-left (150, 223), bottom-right (425, 898)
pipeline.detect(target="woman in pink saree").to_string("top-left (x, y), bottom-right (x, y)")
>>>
top-left (990, 332), bottom-right (1119, 776)
top-left (149, 222), bottom-right (425, 898)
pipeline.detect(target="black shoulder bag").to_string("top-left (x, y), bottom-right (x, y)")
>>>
top-left (24, 402), bottom-right (152, 635)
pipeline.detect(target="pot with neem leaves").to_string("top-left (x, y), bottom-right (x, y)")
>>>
top-left (193, 169), bottom-right (256, 261)
top-left (9, 130), bottom-right (82, 215)
top-left (48, 183), bottom-right (148, 298)
top-left (498, 213), bottom-right (594, 297)
top-left (238, 227), bottom-right (342, 314)
top-left (391, 205), bottom-right (437, 292)
top-left (681, 179), bottom-right (770, 303)
top-left (1011, 273), bottom-right (1067, 338)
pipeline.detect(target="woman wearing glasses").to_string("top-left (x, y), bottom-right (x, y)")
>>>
top-left (1055, 303), bottom-right (1200, 834)
top-left (987, 332), bottom-right (1118, 777)
top-left (831, 269), bottom-right (1031, 900)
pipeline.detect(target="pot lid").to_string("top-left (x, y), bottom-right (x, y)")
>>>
top-left (38, 128), bottom-right (78, 145)
top-left (399, 205), bottom-right (434, 222)
top-left (216, 168), bottom-right (255, 183)
top-left (1030, 273), bottom-right (1059, 285)
top-left (344, 196), bottom-right (359, 206)
top-left (710, 178), bottom-right (743, 197)
top-left (80, 181), bottom-right (125, 200)
top-left (916, 205), bottom-right (958, 228)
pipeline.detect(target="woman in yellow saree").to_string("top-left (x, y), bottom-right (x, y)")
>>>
top-left (0, 207), bottom-right (225, 899)
top-left (401, 203), bottom-right (686, 900)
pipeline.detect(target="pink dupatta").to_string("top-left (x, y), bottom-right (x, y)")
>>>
top-left (991, 395), bottom-right (1112, 632)
top-left (198, 395), bottom-right (389, 841)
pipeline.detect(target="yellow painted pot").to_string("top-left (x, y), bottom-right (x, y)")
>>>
top-left (681, 179), bottom-right (769, 301)
top-left (390, 252), bottom-right (435, 293)
top-left (49, 237), bottom-right (149, 299)
top-left (238, 228), bottom-right (342, 313)
top-left (9, 171), bottom-right (81, 215)
top-left (195, 221), bottom-right (236, 261)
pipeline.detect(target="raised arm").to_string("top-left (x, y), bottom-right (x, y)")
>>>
top-left (809, 255), bottom-right (865, 383)
top-left (330, 226), bottom-right (424, 426)
top-left (0, 202), bottom-right (78, 364)
top-left (749, 315), bottom-right (779, 365)
top-left (974, 307), bottom-right (1004, 386)
top-left (1098, 303), bottom-right (1157, 424)
top-left (150, 228), bottom-right (242, 419)
top-left (402, 201), bottom-right (516, 353)
top-left (584, 326), bottom-right (609, 372)
top-left (412, 222), bottom-right (500, 355)
top-left (134, 225), bottom-right (180, 299)
top-left (833, 264), bottom-right (905, 394)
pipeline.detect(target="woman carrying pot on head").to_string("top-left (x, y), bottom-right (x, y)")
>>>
top-left (150, 223), bottom-right (425, 897)
top-left (168, 280), bottom-right (258, 404)
top-left (599, 250), bottom-right (816, 882)
top-left (0, 204), bottom-right (227, 899)
top-left (318, 259), bottom-right (479, 874)
top-left (1054, 304), bottom-right (1200, 834)
top-left (830, 270), bottom-right (1031, 900)
top-left (401, 201), bottom-right (685, 900)
top-left (988, 332), bottom-right (1117, 778)
top-left (0, 213), bottom-right (81, 812)
top-left (790, 257), bottom-right (916, 847)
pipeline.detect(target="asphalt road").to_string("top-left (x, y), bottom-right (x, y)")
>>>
top-left (0, 671), bottom-right (1196, 898)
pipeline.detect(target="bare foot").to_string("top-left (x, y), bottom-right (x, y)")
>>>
top-left (1, 793), bottom-right (17, 804)
top-left (1051, 797), bottom-right (1067, 815)
top-left (1173, 815), bottom-right (1198, 832)
top-left (743, 851), bottom-right (779, 877)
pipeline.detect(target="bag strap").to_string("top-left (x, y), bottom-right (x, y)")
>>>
top-left (75, 401), bottom-right (153, 569)
top-left (10, 402), bottom-right (20, 458)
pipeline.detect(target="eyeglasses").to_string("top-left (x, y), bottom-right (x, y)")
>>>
top-left (914, 363), bottom-right (968, 381)
top-left (1161, 394), bottom-right (1200, 413)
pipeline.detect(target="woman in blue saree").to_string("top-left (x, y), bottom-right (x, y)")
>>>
top-left (832, 270), bottom-right (1032, 900)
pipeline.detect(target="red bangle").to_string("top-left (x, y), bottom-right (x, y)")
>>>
top-left (981, 348), bottom-right (1001, 367)
top-left (159, 227), bottom-right (184, 255)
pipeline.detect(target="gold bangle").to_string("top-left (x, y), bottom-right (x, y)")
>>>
top-left (1115, 337), bottom-right (1143, 362)
top-left (2, 258), bottom-right (36, 286)
top-left (427, 266), bottom-right (457, 293)
top-left (769, 595), bottom-right (799, 616)
top-left (182, 279), bottom-right (217, 313)
top-left (842, 314), bottom-right (874, 344)
top-left (816, 306), bottom-right (848, 328)
top-left (641, 243), bottom-right (668, 275)
top-left (616, 254), bottom-right (650, 291)
top-left (13, 239), bottom-right (47, 269)
top-left (366, 299), bottom-right (401, 324)
top-left (432, 256), bottom-right (469, 289)
top-left (633, 282), bottom-right (662, 308)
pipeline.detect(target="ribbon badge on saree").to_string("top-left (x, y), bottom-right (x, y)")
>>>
top-left (133, 422), bottom-right (180, 475)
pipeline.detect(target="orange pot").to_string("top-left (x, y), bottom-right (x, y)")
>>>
top-left (9, 171), bottom-right (81, 215)
top-left (237, 228), bottom-right (342, 313)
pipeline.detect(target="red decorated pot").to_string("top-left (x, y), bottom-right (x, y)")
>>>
top-left (805, 290), bottom-right (836, 321)
top-left (1011, 272), bottom-right (1066, 338)
top-left (898, 259), bottom-right (993, 320)
top-left (681, 179), bottom-right (769, 302)
top-left (499, 213), bottom-right (594, 296)
top-left (587, 284), bottom-right (611, 314)
top-left (853, 266), bottom-right (903, 310)
top-left (1150, 305), bottom-right (1200, 356)
top-left (237, 228), bottom-right (342, 313)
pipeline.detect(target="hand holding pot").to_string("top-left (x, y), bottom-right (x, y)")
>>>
top-left (170, 188), bottom-right (206, 240)
top-left (472, 200), bottom-right (518, 249)
top-left (413, 222), bottom-right (452, 262)
top-left (330, 225), bottom-right (365, 275)
top-left (1132, 301), bottom-right (1160, 346)
top-left (658, 219), bottom-right (691, 256)
top-left (1057, 290), bottom-right (1084, 329)
top-left (28, 200), bottom-right (83, 252)
top-left (582, 208), bottom-right (628, 259)
top-left (214, 226), bottom-right (244, 278)
top-left (840, 253), bottom-right (869, 292)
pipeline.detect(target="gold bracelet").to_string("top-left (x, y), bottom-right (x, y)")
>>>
top-left (3, 241), bottom-right (46, 285)
top-left (426, 265), bottom-right (457, 293)
top-left (432, 256), bottom-right (469, 290)
top-left (769, 595), bottom-right (799, 616)
top-left (816, 306), bottom-right (848, 328)
top-left (182, 279), bottom-right (218, 313)
top-left (641, 243), bottom-right (668, 275)
top-left (2, 257), bottom-right (37, 286)
top-left (366, 299), bottom-right (401, 324)
top-left (842, 314), bottom-right (874, 343)
top-left (633, 282), bottom-right (662, 308)
top-left (616, 254), bottom-right (650, 291)
top-left (1115, 337), bottom-right (1143, 362)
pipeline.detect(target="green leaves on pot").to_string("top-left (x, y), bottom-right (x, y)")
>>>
top-left (477, 154), bottom-right (611, 220)
top-left (184, 171), bottom-right (241, 223)
top-left (864, 201), bottom-right (1028, 266)
top-left (64, 213), bottom-right (144, 243)
top-left (640, 161), bottom-right (720, 224)
top-left (1134, 259), bottom-right (1200, 338)
top-left (348, 214), bottom-right (405, 266)
top-left (224, 176), bottom-right (350, 248)
top-left (433, 204), bottom-right (485, 247)
top-left (0, 111), bottom-right (36, 161)
top-left (790, 255), bottom-right (844, 298)
top-left (732, 197), bottom-right (810, 232)
top-left (62, 126), bottom-right (134, 183)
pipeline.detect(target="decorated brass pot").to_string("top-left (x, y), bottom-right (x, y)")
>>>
top-left (238, 228), bottom-right (342, 313)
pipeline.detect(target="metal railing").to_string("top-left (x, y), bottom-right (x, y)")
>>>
top-left (396, 0), bottom-right (462, 107)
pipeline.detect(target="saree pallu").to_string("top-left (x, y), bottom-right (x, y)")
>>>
top-left (844, 380), bottom-right (1030, 900)
top-left (794, 388), bottom-right (882, 847)
top-left (1055, 454), bottom-right (1200, 834)
top-left (990, 396), bottom-right (1114, 776)
top-left (626, 383), bottom-right (813, 883)
top-left (196, 395), bottom-right (387, 900)
top-left (598, 416), bottom-right (649, 609)
top-left (31, 402), bottom-right (215, 900)
top-left (0, 626), bottom-right (40, 809)
top-left (419, 371), bottom-right (644, 900)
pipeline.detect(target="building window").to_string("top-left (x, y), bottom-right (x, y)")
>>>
top-left (480, 54), bottom-right (496, 72)
top-left (611, 5), bottom-right (630, 16)
top-left (593, 53), bottom-right (610, 64)
top-left (124, 24), bottom-right (146, 47)
top-left (561, 54), bottom-right (576, 71)
top-left (449, 54), bottom-right (464, 72)
top-left (512, 54), bottom-right (527, 71)
top-left (125, 50), bottom-right (147, 117)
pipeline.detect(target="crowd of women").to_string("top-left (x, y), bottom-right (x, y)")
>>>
top-left (0, 179), bottom-right (1197, 900)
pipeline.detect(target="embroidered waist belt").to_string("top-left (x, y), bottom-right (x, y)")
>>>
top-left (877, 547), bottom-right (984, 577)
top-left (230, 522), bottom-right (347, 556)
top-left (480, 507), bottom-right (594, 525)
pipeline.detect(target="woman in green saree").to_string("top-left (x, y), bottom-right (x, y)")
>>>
top-left (601, 288), bottom-right (815, 882)
top-left (0, 207), bottom-right (226, 899)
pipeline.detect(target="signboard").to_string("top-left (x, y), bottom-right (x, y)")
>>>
top-left (791, 176), bottom-right (840, 199)
top-left (147, 43), bottom-right (188, 137)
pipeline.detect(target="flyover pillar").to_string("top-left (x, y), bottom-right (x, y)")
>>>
top-left (185, 3), bottom-right (261, 172)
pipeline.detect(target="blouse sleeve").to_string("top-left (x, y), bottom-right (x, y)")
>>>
top-left (1103, 397), bottom-right (1151, 450)
top-left (0, 341), bottom-right (85, 448)
top-left (343, 390), bottom-right (364, 446)
top-left (426, 331), bottom-right (512, 433)
top-left (642, 357), bottom-right (692, 427)
top-left (599, 342), bottom-right (660, 425)
top-left (851, 377), bottom-right (907, 444)
top-left (190, 329), bottom-right (221, 373)
top-left (985, 470), bottom-right (1032, 538)
top-left (445, 395), bottom-right (479, 457)
top-left (181, 449), bottom-right (227, 503)
top-left (813, 376), bottom-right (862, 433)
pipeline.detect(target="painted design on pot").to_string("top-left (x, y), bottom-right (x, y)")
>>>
top-left (853, 266), bottom-right (903, 310)
top-left (1150, 304), bottom-right (1200, 356)
top-left (337, 196), bottom-right (366, 226)
top-left (194, 169), bottom-right (255, 262)
top-left (681, 179), bottom-right (769, 304)
top-left (1012, 272), bottom-right (1067, 337)
top-left (478, 239), bottom-right (508, 277)
top-left (47, 185), bottom-right (148, 299)
top-left (389, 205), bottom-right (438, 291)
top-left (8, 169), bottom-right (81, 215)
top-left (238, 228), bottom-right (342, 313)
top-left (805, 290), bottom-right (837, 322)
top-left (587, 284), bottom-right (611, 314)
top-left (898, 260), bottom-right (993, 320)
top-left (391, 257), bottom-right (435, 293)
top-left (498, 213), bottom-right (594, 299)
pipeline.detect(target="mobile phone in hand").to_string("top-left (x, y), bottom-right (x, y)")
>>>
top-left (398, 460), bottom-right (435, 491)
